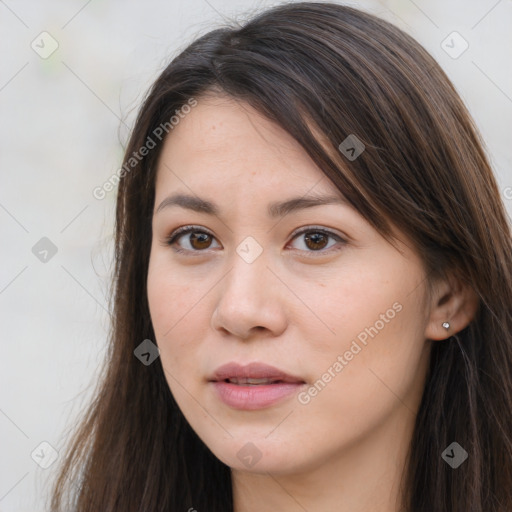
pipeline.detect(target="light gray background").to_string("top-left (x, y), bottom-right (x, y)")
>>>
top-left (1, 0), bottom-right (511, 510)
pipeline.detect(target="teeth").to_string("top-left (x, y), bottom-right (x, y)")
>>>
top-left (228, 377), bottom-right (278, 385)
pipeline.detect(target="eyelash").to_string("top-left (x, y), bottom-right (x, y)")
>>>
top-left (164, 225), bottom-right (347, 257)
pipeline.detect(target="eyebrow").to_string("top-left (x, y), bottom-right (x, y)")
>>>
top-left (155, 192), bottom-right (347, 218)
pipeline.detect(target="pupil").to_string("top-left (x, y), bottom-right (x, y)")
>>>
top-left (305, 233), bottom-right (327, 250)
top-left (191, 232), bottom-right (211, 249)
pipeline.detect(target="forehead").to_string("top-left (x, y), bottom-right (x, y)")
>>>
top-left (154, 95), bottom-right (340, 197)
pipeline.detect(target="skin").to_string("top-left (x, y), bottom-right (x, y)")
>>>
top-left (147, 95), bottom-right (478, 512)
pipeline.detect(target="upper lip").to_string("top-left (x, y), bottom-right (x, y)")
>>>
top-left (210, 362), bottom-right (305, 383)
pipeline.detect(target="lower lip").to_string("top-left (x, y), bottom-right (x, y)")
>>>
top-left (211, 381), bottom-right (305, 410)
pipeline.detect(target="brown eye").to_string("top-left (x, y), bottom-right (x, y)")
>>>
top-left (165, 226), bottom-right (220, 253)
top-left (304, 232), bottom-right (329, 250)
top-left (188, 232), bottom-right (213, 250)
top-left (289, 227), bottom-right (345, 254)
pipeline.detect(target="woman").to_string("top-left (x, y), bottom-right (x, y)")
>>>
top-left (49, 2), bottom-right (512, 511)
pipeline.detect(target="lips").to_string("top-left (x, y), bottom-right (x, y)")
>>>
top-left (209, 362), bottom-right (306, 410)
top-left (209, 362), bottom-right (305, 385)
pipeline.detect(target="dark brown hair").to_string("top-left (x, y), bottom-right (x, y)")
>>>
top-left (49, 2), bottom-right (512, 511)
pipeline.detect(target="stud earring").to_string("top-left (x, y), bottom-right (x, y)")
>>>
top-left (442, 322), bottom-right (450, 330)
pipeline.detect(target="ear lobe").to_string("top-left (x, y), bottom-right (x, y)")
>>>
top-left (425, 277), bottom-right (479, 341)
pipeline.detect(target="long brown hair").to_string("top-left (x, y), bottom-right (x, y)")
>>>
top-left (49, 3), bottom-right (512, 511)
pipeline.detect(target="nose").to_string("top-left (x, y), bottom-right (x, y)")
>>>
top-left (211, 249), bottom-right (288, 340)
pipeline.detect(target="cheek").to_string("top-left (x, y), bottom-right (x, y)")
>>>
top-left (147, 265), bottom-right (209, 423)
top-left (294, 255), bottom-right (428, 409)
top-left (147, 246), bottom-right (207, 334)
top-left (147, 255), bottom-right (200, 371)
top-left (312, 245), bottom-right (424, 350)
top-left (292, 258), bottom-right (408, 357)
top-left (302, 302), bottom-right (427, 440)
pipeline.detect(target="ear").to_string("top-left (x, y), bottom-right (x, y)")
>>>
top-left (425, 274), bottom-right (479, 341)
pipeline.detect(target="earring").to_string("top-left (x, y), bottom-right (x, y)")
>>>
top-left (442, 322), bottom-right (450, 330)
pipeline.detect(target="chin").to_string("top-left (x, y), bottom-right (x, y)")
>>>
top-left (205, 436), bottom-right (306, 475)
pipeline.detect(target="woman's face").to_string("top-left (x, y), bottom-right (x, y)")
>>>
top-left (147, 95), bottom-right (434, 475)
